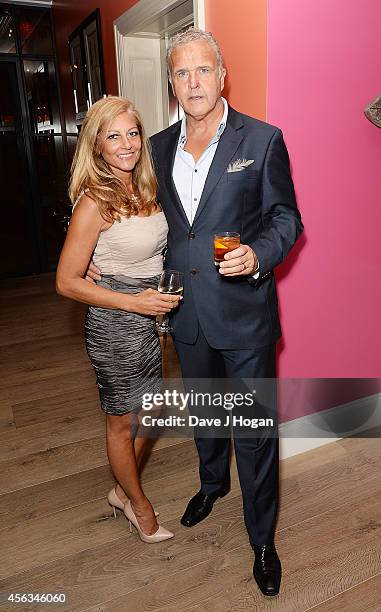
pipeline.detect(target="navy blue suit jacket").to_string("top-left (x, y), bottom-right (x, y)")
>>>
top-left (150, 106), bottom-right (303, 349)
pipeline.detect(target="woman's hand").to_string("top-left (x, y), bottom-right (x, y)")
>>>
top-left (130, 289), bottom-right (181, 316)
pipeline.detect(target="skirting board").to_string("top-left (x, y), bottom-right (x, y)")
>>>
top-left (279, 392), bottom-right (381, 459)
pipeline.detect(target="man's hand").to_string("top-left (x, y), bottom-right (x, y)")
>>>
top-left (219, 244), bottom-right (258, 276)
top-left (85, 261), bottom-right (102, 283)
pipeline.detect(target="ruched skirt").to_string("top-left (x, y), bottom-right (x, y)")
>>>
top-left (85, 274), bottom-right (161, 415)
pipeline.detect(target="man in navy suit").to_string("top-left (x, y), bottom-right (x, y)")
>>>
top-left (88, 27), bottom-right (302, 596)
top-left (150, 27), bottom-right (303, 596)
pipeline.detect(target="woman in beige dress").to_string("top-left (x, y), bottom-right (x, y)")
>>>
top-left (56, 96), bottom-right (180, 543)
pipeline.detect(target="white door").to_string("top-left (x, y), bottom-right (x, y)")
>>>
top-left (114, 0), bottom-right (205, 136)
top-left (116, 35), bottom-right (166, 136)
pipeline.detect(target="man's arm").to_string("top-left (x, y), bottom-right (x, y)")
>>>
top-left (219, 128), bottom-right (302, 280)
top-left (251, 128), bottom-right (303, 278)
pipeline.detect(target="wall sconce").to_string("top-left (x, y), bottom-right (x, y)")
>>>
top-left (364, 94), bottom-right (381, 128)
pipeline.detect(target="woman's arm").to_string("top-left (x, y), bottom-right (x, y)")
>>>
top-left (56, 195), bottom-right (178, 316)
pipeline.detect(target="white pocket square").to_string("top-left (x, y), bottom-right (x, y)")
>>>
top-left (226, 158), bottom-right (255, 173)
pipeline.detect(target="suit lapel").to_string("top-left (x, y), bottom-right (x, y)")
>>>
top-left (159, 107), bottom-right (244, 228)
top-left (192, 108), bottom-right (244, 226)
top-left (161, 123), bottom-right (190, 227)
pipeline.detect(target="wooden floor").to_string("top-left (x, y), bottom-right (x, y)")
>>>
top-left (0, 274), bottom-right (380, 612)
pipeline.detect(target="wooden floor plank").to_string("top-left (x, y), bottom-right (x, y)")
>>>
top-left (0, 499), bottom-right (135, 581)
top-left (1, 440), bottom-right (380, 610)
top-left (0, 369), bottom-right (96, 405)
top-left (308, 574), bottom-right (381, 612)
top-left (0, 399), bottom-right (15, 431)
top-left (0, 336), bottom-right (91, 390)
top-left (0, 440), bottom-right (197, 532)
top-left (0, 272), bottom-right (55, 296)
top-left (0, 300), bottom-right (86, 346)
top-left (0, 493), bottom-right (266, 606)
top-left (277, 439), bottom-right (381, 530)
top-left (1, 274), bottom-right (379, 611)
top-left (0, 475), bottom-right (242, 581)
top-left (280, 438), bottom-right (347, 479)
top-left (0, 413), bottom-right (105, 462)
top-left (0, 440), bottom-right (199, 528)
top-left (0, 437), bottom-right (107, 494)
top-left (1, 432), bottom-right (378, 534)
top-left (0, 464), bottom-right (114, 531)
top-left (0, 433), bottom-right (191, 495)
top-left (338, 434), bottom-right (381, 453)
top-left (12, 388), bottom-right (99, 428)
top-left (82, 493), bottom-right (381, 612)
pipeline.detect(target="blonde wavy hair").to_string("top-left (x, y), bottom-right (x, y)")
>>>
top-left (69, 96), bottom-right (158, 221)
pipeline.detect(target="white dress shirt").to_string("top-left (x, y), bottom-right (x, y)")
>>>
top-left (173, 97), bottom-right (228, 225)
top-left (172, 97), bottom-right (259, 277)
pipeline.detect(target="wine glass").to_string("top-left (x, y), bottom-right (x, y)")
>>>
top-left (156, 269), bottom-right (183, 334)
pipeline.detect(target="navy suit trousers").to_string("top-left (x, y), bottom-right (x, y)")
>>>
top-left (174, 327), bottom-right (279, 546)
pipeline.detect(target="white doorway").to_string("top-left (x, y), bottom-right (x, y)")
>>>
top-left (114, 0), bottom-right (205, 136)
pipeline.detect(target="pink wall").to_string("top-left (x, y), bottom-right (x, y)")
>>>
top-left (267, 0), bottom-right (381, 379)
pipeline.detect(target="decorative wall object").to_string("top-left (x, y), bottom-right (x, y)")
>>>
top-left (364, 94), bottom-right (381, 128)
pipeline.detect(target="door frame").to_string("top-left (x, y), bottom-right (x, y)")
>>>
top-left (114, 0), bottom-right (205, 134)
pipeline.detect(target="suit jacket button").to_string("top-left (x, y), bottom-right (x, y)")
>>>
top-left (189, 232), bottom-right (196, 239)
top-left (190, 268), bottom-right (198, 275)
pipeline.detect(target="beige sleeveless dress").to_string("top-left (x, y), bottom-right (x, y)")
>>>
top-left (84, 212), bottom-right (168, 415)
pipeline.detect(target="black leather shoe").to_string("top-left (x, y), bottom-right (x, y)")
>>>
top-left (180, 490), bottom-right (228, 527)
top-left (253, 544), bottom-right (281, 596)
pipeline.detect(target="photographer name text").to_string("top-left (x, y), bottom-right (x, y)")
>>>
top-left (141, 414), bottom-right (273, 429)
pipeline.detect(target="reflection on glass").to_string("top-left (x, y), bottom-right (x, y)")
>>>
top-left (33, 135), bottom-right (69, 268)
top-left (0, 73), bottom-right (15, 129)
top-left (0, 62), bottom-right (36, 277)
top-left (17, 7), bottom-right (53, 55)
top-left (69, 33), bottom-right (88, 118)
top-left (0, 8), bottom-right (16, 53)
top-left (22, 57), bottom-right (69, 269)
top-left (67, 135), bottom-right (78, 165)
top-left (23, 60), bottom-right (60, 134)
top-left (83, 18), bottom-right (103, 104)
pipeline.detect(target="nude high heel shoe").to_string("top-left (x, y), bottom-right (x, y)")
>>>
top-left (107, 488), bottom-right (159, 517)
top-left (124, 500), bottom-right (174, 543)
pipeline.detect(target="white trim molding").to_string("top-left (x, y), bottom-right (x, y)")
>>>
top-left (193, 0), bottom-right (205, 29)
top-left (115, 0), bottom-right (195, 37)
top-left (0, 0), bottom-right (52, 6)
top-left (279, 392), bottom-right (381, 459)
top-left (114, 26), bottom-right (127, 99)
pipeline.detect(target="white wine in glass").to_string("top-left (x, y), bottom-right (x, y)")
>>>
top-left (156, 269), bottom-right (183, 334)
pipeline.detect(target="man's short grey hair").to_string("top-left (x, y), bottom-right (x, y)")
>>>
top-left (166, 27), bottom-right (225, 80)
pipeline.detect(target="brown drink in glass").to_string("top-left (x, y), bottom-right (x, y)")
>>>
top-left (214, 232), bottom-right (240, 266)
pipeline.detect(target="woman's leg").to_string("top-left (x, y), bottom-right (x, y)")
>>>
top-left (106, 412), bottom-right (157, 535)
top-left (134, 434), bottom-right (149, 468)
top-left (114, 429), bottom-right (152, 500)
